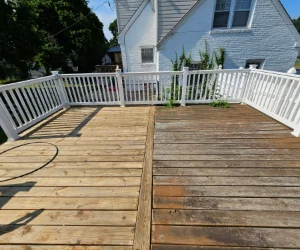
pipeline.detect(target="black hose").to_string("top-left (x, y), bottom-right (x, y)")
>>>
top-left (0, 142), bottom-right (59, 182)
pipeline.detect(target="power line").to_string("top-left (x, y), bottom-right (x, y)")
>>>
top-left (52, 1), bottom-right (110, 37)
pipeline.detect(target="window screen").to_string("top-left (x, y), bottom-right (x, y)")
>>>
top-left (232, 0), bottom-right (252, 27)
top-left (213, 0), bottom-right (232, 28)
top-left (141, 48), bottom-right (154, 63)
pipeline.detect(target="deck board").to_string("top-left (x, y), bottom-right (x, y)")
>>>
top-left (152, 105), bottom-right (300, 249)
top-left (0, 106), bottom-right (151, 248)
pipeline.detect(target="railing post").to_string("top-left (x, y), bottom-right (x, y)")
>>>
top-left (181, 67), bottom-right (189, 106)
top-left (116, 67), bottom-right (125, 107)
top-left (0, 102), bottom-right (19, 141)
top-left (51, 71), bottom-right (69, 108)
top-left (241, 65), bottom-right (257, 104)
top-left (292, 125), bottom-right (300, 137)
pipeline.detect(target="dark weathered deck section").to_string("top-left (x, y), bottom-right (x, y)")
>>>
top-left (152, 105), bottom-right (300, 249)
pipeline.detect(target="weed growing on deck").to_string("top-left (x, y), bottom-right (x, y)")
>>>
top-left (209, 101), bottom-right (230, 109)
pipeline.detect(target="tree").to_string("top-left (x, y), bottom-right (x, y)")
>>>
top-left (0, 0), bottom-right (42, 79)
top-left (0, 0), bottom-right (108, 79)
top-left (109, 19), bottom-right (118, 47)
top-left (29, 0), bottom-right (108, 73)
top-left (293, 17), bottom-right (300, 33)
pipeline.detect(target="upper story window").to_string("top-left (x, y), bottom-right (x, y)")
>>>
top-left (213, 0), bottom-right (253, 29)
top-left (141, 47), bottom-right (154, 63)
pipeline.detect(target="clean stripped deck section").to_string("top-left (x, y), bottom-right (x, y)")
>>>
top-left (0, 106), bottom-right (151, 249)
top-left (152, 105), bottom-right (300, 249)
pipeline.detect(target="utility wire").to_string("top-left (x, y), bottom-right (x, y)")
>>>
top-left (52, 0), bottom-right (111, 37)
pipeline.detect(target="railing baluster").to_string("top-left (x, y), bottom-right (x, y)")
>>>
top-left (20, 87), bottom-right (36, 118)
top-left (15, 88), bottom-right (32, 121)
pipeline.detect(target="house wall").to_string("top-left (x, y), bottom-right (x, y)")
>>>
top-left (119, 1), bottom-right (157, 72)
top-left (158, 0), bottom-right (300, 72)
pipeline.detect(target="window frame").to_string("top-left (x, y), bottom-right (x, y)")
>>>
top-left (245, 59), bottom-right (265, 69)
top-left (212, 0), bottom-right (255, 30)
top-left (141, 46), bottom-right (154, 64)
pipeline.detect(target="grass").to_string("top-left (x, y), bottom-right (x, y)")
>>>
top-left (0, 78), bottom-right (21, 85)
top-left (295, 61), bottom-right (300, 69)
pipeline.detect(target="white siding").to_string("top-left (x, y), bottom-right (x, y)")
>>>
top-left (119, 2), bottom-right (157, 72)
top-left (158, 0), bottom-right (300, 72)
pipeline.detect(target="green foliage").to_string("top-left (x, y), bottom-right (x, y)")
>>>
top-left (167, 42), bottom-right (226, 108)
top-left (172, 46), bottom-right (191, 71)
top-left (109, 19), bottom-right (118, 47)
top-left (209, 101), bottom-right (230, 109)
top-left (214, 48), bottom-right (226, 68)
top-left (0, 0), bottom-right (108, 80)
top-left (293, 17), bottom-right (300, 33)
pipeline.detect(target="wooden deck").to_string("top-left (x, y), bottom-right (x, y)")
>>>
top-left (1, 105), bottom-right (300, 249)
top-left (0, 106), bottom-right (153, 249)
top-left (152, 105), bottom-right (300, 249)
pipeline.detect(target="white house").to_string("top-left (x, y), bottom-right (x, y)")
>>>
top-left (115, 0), bottom-right (300, 72)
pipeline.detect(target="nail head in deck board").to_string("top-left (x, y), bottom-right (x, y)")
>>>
top-left (153, 186), bottom-right (300, 197)
top-left (154, 176), bottom-right (300, 186)
top-left (133, 107), bottom-right (155, 250)
top-left (0, 226), bottom-right (135, 245)
top-left (153, 197), bottom-right (300, 211)
top-left (0, 210), bottom-right (137, 226)
top-left (152, 209), bottom-right (300, 227)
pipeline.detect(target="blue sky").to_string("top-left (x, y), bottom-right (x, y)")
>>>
top-left (88, 0), bottom-right (300, 40)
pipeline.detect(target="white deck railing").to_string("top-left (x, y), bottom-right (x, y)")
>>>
top-left (0, 67), bottom-right (299, 140)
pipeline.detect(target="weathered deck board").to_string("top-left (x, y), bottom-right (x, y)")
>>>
top-left (152, 105), bottom-right (300, 249)
top-left (0, 107), bottom-right (150, 248)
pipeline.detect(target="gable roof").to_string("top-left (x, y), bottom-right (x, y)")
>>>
top-left (115, 0), bottom-right (144, 32)
top-left (157, 0), bottom-right (300, 47)
top-left (157, 0), bottom-right (198, 42)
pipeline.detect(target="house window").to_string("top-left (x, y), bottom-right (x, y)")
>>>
top-left (141, 47), bottom-right (154, 63)
top-left (245, 59), bottom-right (264, 69)
top-left (213, 0), bottom-right (253, 29)
top-left (189, 62), bottom-right (200, 71)
top-left (232, 0), bottom-right (252, 27)
top-left (213, 0), bottom-right (232, 28)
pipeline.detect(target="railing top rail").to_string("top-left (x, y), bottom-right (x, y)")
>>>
top-left (189, 69), bottom-right (250, 74)
top-left (252, 69), bottom-right (300, 80)
top-left (122, 71), bottom-right (183, 76)
top-left (0, 75), bottom-right (56, 92)
top-left (61, 73), bottom-right (117, 77)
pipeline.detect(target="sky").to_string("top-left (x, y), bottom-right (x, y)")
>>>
top-left (88, 0), bottom-right (300, 40)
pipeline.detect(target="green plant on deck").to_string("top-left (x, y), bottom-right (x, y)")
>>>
top-left (166, 43), bottom-right (226, 108)
top-left (165, 46), bottom-right (191, 108)
top-left (209, 100), bottom-right (230, 109)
